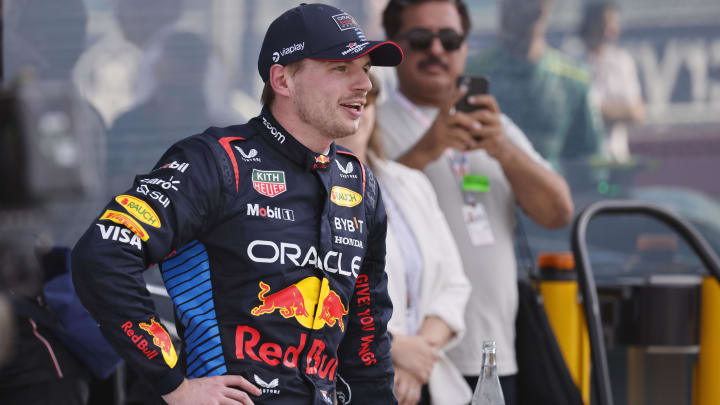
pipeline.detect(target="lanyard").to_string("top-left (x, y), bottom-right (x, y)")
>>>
top-left (393, 90), bottom-right (477, 204)
top-left (447, 150), bottom-right (477, 205)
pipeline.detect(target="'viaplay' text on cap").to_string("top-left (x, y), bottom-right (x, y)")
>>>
top-left (258, 3), bottom-right (403, 82)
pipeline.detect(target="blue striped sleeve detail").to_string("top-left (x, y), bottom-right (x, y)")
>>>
top-left (163, 241), bottom-right (204, 269)
top-left (173, 280), bottom-right (213, 306)
top-left (177, 289), bottom-right (214, 311)
top-left (184, 317), bottom-right (218, 344)
top-left (177, 298), bottom-right (214, 327)
top-left (166, 270), bottom-right (212, 296)
top-left (186, 337), bottom-right (223, 367)
top-left (163, 252), bottom-right (209, 282)
top-left (188, 353), bottom-right (227, 378)
top-left (160, 241), bottom-right (226, 380)
top-left (196, 362), bottom-right (227, 378)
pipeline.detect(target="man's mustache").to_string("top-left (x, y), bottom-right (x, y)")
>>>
top-left (418, 56), bottom-right (449, 71)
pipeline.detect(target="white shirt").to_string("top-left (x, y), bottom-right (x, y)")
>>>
top-left (374, 156), bottom-right (472, 404)
top-left (378, 90), bottom-right (551, 376)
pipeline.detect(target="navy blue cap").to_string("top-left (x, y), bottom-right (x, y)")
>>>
top-left (258, 3), bottom-right (403, 82)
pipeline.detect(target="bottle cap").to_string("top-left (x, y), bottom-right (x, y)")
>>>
top-left (537, 252), bottom-right (575, 270)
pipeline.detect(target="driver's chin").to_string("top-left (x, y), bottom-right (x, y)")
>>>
top-left (333, 120), bottom-right (359, 140)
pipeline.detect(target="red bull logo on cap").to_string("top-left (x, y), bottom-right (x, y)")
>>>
top-left (139, 318), bottom-right (178, 368)
top-left (251, 277), bottom-right (347, 331)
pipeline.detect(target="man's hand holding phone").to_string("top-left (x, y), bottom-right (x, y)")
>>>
top-left (398, 76), bottom-right (511, 170)
top-left (453, 76), bottom-right (509, 159)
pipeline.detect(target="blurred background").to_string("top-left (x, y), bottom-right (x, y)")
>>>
top-left (2, 0), bottom-right (719, 404)
top-left (3, 0), bottom-right (720, 248)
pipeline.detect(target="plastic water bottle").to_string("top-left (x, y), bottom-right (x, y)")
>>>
top-left (471, 340), bottom-right (506, 405)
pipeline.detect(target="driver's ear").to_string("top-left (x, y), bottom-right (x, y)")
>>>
top-left (269, 64), bottom-right (292, 98)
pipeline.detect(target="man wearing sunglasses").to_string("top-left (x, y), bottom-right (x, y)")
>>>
top-left (376, 1), bottom-right (574, 404)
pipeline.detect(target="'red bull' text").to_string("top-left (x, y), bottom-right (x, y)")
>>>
top-left (235, 325), bottom-right (338, 380)
top-left (122, 321), bottom-right (159, 360)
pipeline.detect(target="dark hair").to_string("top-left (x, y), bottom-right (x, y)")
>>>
top-left (260, 60), bottom-right (305, 106)
top-left (382, 0), bottom-right (472, 40)
top-left (579, 2), bottom-right (618, 47)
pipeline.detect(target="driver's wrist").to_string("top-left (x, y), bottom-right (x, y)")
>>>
top-left (161, 378), bottom-right (188, 402)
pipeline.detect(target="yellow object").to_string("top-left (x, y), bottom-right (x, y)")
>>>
top-left (694, 277), bottom-right (720, 405)
top-left (538, 253), bottom-right (591, 405)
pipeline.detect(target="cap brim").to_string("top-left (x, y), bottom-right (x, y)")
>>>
top-left (309, 41), bottom-right (404, 67)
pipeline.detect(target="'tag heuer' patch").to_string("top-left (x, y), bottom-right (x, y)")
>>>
top-left (252, 169), bottom-right (287, 198)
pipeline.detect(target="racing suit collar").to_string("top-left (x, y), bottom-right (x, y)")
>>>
top-left (255, 107), bottom-right (337, 172)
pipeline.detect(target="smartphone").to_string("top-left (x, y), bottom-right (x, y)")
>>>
top-left (455, 76), bottom-right (489, 113)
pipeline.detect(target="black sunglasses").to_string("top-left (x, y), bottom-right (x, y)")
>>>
top-left (396, 28), bottom-right (466, 51)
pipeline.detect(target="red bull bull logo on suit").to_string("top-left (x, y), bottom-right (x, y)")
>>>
top-left (139, 318), bottom-right (178, 368)
top-left (251, 277), bottom-right (348, 331)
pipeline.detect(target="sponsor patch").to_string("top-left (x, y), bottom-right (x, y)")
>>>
top-left (334, 235), bottom-right (363, 248)
top-left (247, 203), bottom-right (295, 221)
top-left (252, 169), bottom-right (287, 198)
top-left (251, 277), bottom-right (348, 331)
top-left (122, 321), bottom-right (159, 361)
top-left (115, 195), bottom-right (161, 228)
top-left (139, 318), bottom-right (178, 368)
top-left (235, 324), bottom-right (338, 381)
top-left (335, 160), bottom-right (359, 179)
top-left (140, 176), bottom-right (180, 191)
top-left (313, 155), bottom-right (330, 170)
top-left (100, 210), bottom-right (149, 241)
top-left (336, 160), bottom-right (353, 174)
top-left (136, 185), bottom-right (170, 208)
top-left (261, 116), bottom-right (286, 144)
top-left (160, 161), bottom-right (189, 173)
top-left (247, 240), bottom-right (361, 278)
top-left (96, 223), bottom-right (142, 250)
top-left (273, 42), bottom-right (305, 64)
top-left (235, 146), bottom-right (261, 162)
top-left (330, 186), bottom-right (362, 207)
top-left (333, 217), bottom-right (363, 233)
top-left (314, 155), bottom-right (330, 170)
top-left (332, 13), bottom-right (359, 31)
top-left (341, 42), bottom-right (369, 56)
top-left (254, 375), bottom-right (280, 395)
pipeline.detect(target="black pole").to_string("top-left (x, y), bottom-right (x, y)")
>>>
top-left (570, 200), bottom-right (720, 405)
top-left (1, 0), bottom-right (4, 82)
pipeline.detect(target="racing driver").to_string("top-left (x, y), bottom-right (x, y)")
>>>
top-left (71, 3), bottom-right (403, 404)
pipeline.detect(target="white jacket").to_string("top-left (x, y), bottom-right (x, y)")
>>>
top-left (373, 156), bottom-right (473, 405)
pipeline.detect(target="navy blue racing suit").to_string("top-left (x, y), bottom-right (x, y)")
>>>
top-left (71, 107), bottom-right (396, 404)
